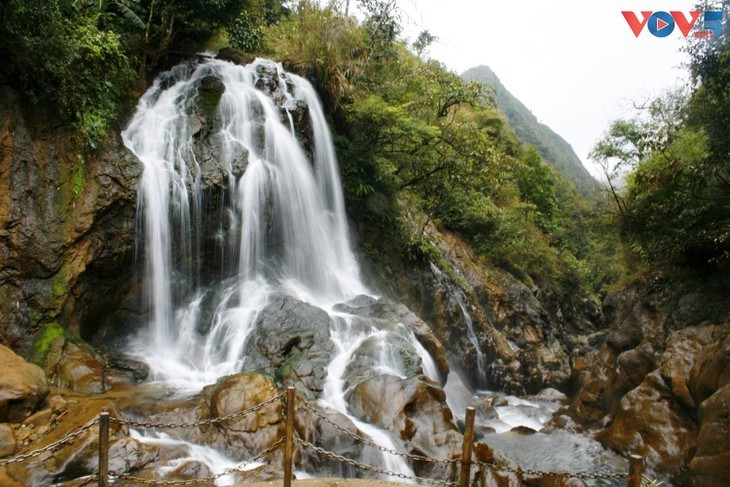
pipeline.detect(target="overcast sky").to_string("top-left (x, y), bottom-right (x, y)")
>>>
top-left (396, 0), bottom-right (699, 178)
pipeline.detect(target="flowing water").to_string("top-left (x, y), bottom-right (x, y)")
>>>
top-left (123, 56), bottom-right (626, 484)
top-left (123, 57), bottom-right (433, 478)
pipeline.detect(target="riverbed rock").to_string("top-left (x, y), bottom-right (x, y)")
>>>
top-left (0, 398), bottom-right (154, 486)
top-left (346, 374), bottom-right (461, 478)
top-left (0, 424), bottom-right (15, 457)
top-left (243, 294), bottom-right (334, 396)
top-left (565, 271), bottom-right (730, 485)
top-left (691, 384), bottom-right (730, 486)
top-left (205, 372), bottom-right (284, 457)
top-left (0, 344), bottom-right (48, 422)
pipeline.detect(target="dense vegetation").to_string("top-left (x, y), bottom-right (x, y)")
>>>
top-left (591, 0), bottom-right (730, 273)
top-left (0, 0), bottom-right (646, 294)
top-left (462, 65), bottom-right (602, 200)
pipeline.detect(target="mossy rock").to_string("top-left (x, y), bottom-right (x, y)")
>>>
top-left (31, 322), bottom-right (91, 370)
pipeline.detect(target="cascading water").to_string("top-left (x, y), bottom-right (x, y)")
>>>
top-left (122, 57), bottom-right (433, 478)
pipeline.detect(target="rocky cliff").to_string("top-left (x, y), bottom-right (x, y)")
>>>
top-left (0, 86), bottom-right (140, 355)
top-left (563, 271), bottom-right (730, 486)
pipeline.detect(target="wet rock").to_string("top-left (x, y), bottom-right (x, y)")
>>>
top-left (595, 371), bottom-right (697, 481)
top-left (526, 388), bottom-right (569, 404)
top-left (346, 374), bottom-right (461, 478)
top-left (0, 424), bottom-right (16, 457)
top-left (233, 465), bottom-right (284, 482)
top-left (333, 295), bottom-right (450, 383)
top-left (0, 344), bottom-right (48, 422)
top-left (295, 404), bottom-right (363, 475)
top-left (105, 354), bottom-right (150, 383)
top-left (47, 340), bottom-right (133, 394)
top-left (1, 398), bottom-right (153, 486)
top-left (216, 48), bottom-right (256, 66)
top-left (0, 86), bottom-right (140, 352)
top-left (204, 372), bottom-right (284, 456)
top-left (509, 425), bottom-right (537, 435)
top-left (243, 294), bottom-right (334, 396)
top-left (691, 384), bottom-right (730, 486)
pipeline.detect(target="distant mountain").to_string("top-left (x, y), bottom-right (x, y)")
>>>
top-left (462, 65), bottom-right (601, 198)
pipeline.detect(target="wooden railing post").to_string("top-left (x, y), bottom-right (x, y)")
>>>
top-left (283, 387), bottom-right (295, 487)
top-left (98, 410), bottom-right (109, 487)
top-left (459, 407), bottom-right (476, 487)
top-left (627, 455), bottom-right (644, 487)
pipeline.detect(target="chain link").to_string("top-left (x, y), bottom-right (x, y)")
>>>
top-left (296, 395), bottom-right (460, 466)
top-left (109, 438), bottom-right (284, 485)
top-left (76, 474), bottom-right (99, 486)
top-left (296, 437), bottom-right (458, 487)
top-left (0, 418), bottom-right (100, 467)
top-left (476, 461), bottom-right (628, 480)
top-left (110, 392), bottom-right (285, 429)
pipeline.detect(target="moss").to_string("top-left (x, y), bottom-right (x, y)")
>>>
top-left (71, 156), bottom-right (86, 199)
top-left (52, 273), bottom-right (68, 298)
top-left (31, 322), bottom-right (65, 366)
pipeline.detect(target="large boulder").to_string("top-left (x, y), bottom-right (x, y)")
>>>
top-left (204, 372), bottom-right (284, 455)
top-left (243, 294), bottom-right (334, 396)
top-left (0, 398), bottom-right (155, 486)
top-left (346, 374), bottom-right (461, 479)
top-left (565, 272), bottom-right (730, 485)
top-left (691, 384), bottom-right (730, 486)
top-left (0, 345), bottom-right (47, 422)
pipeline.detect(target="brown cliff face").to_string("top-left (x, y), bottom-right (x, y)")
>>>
top-left (356, 220), bottom-right (604, 396)
top-left (564, 271), bottom-right (730, 486)
top-left (0, 86), bottom-right (141, 354)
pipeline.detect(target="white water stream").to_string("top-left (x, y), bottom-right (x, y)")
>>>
top-left (123, 57), bottom-right (435, 479)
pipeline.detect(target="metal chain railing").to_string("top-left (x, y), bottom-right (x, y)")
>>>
top-left (0, 386), bottom-right (643, 487)
top-left (295, 437), bottom-right (458, 487)
top-left (109, 392), bottom-right (286, 429)
top-left (108, 437), bottom-right (284, 486)
top-left (0, 417), bottom-right (100, 467)
top-left (296, 394), bottom-right (460, 466)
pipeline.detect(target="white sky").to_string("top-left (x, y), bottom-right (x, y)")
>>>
top-left (396, 0), bottom-right (699, 178)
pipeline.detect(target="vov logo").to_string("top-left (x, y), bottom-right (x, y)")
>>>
top-left (622, 10), bottom-right (723, 38)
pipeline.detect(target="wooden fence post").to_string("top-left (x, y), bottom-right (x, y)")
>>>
top-left (627, 455), bottom-right (644, 487)
top-left (459, 407), bottom-right (476, 487)
top-left (98, 410), bottom-right (109, 487)
top-left (284, 387), bottom-right (296, 487)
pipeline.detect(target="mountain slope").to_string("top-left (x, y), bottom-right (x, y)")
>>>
top-left (462, 65), bottom-right (601, 198)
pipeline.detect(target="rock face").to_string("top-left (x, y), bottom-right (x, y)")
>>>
top-left (565, 272), bottom-right (730, 485)
top-left (0, 86), bottom-right (140, 354)
top-left (243, 294), bottom-right (335, 396)
top-left (359, 223), bottom-right (603, 395)
top-left (0, 345), bottom-right (48, 422)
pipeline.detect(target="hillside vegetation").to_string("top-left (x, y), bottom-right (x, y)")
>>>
top-left (462, 65), bottom-right (602, 200)
top-left (0, 0), bottom-right (623, 295)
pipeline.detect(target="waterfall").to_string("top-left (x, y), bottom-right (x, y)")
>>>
top-left (123, 59), bottom-right (367, 381)
top-left (123, 57), bottom-right (422, 477)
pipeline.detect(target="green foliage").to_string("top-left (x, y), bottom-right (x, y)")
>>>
top-left (72, 157), bottom-right (87, 199)
top-left (263, 1), bottom-right (367, 109)
top-left (228, 10), bottom-right (265, 51)
top-left (590, 20), bottom-right (730, 271)
top-left (462, 65), bottom-right (602, 199)
top-left (1, 1), bottom-right (134, 149)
